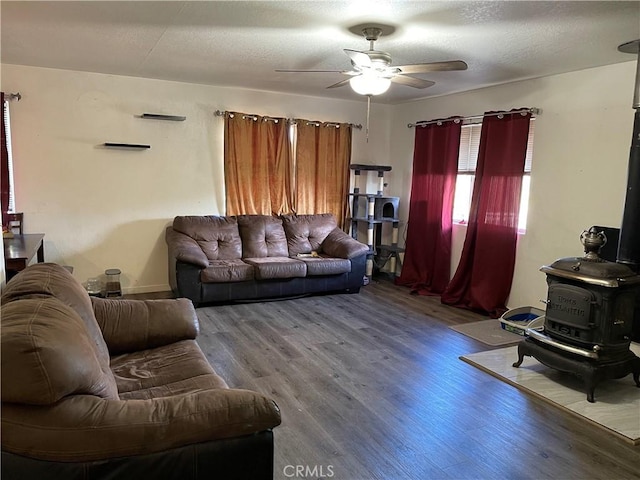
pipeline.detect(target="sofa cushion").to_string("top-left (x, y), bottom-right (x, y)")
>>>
top-left (200, 259), bottom-right (255, 283)
top-left (1, 297), bottom-right (120, 405)
top-left (237, 215), bottom-right (289, 258)
top-left (243, 257), bottom-right (307, 280)
top-left (111, 340), bottom-right (228, 399)
top-left (296, 255), bottom-right (352, 276)
top-left (281, 213), bottom-right (338, 255)
top-left (1, 263), bottom-right (115, 387)
top-left (173, 216), bottom-right (242, 260)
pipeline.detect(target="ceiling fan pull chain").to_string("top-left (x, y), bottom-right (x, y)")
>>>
top-left (366, 95), bottom-right (371, 143)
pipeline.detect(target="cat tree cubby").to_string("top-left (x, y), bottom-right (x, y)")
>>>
top-left (348, 164), bottom-right (404, 278)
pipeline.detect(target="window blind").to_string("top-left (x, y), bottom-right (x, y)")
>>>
top-left (458, 119), bottom-right (535, 173)
top-left (458, 123), bottom-right (482, 173)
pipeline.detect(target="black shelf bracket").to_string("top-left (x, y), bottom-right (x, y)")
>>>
top-left (140, 113), bottom-right (186, 121)
top-left (104, 143), bottom-right (151, 149)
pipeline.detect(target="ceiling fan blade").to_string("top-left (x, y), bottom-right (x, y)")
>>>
top-left (343, 49), bottom-right (372, 67)
top-left (276, 69), bottom-right (346, 73)
top-left (390, 75), bottom-right (435, 89)
top-left (394, 60), bottom-right (468, 74)
top-left (327, 78), bottom-right (352, 89)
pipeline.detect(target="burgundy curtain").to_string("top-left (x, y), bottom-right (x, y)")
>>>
top-left (441, 110), bottom-right (532, 317)
top-left (1, 92), bottom-right (9, 214)
top-left (396, 118), bottom-right (461, 294)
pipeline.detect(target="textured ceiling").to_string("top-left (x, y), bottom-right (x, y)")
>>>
top-left (1, 1), bottom-right (639, 104)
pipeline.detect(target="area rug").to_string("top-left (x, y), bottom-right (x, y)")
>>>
top-left (450, 319), bottom-right (522, 346)
top-left (461, 343), bottom-right (640, 445)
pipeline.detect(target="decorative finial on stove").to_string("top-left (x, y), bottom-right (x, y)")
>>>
top-left (580, 227), bottom-right (607, 262)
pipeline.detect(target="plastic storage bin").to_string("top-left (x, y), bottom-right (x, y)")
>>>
top-left (500, 306), bottom-right (545, 336)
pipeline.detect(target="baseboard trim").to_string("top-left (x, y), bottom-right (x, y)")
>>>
top-left (123, 284), bottom-right (172, 295)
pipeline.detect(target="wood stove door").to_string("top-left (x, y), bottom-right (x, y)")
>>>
top-left (545, 284), bottom-right (596, 345)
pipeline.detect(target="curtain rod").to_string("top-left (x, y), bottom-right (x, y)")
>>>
top-left (215, 110), bottom-right (362, 130)
top-left (407, 107), bottom-right (541, 128)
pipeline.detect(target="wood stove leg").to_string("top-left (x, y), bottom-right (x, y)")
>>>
top-left (577, 363), bottom-right (598, 403)
top-left (632, 356), bottom-right (640, 387)
top-left (512, 340), bottom-right (528, 368)
top-left (583, 364), bottom-right (599, 403)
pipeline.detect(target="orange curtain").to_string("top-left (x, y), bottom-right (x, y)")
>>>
top-left (224, 112), bottom-right (293, 216)
top-left (294, 121), bottom-right (352, 229)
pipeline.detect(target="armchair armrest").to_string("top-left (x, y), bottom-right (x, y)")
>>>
top-left (166, 227), bottom-right (209, 268)
top-left (91, 297), bottom-right (199, 354)
top-left (321, 227), bottom-right (369, 259)
top-left (1, 388), bottom-right (281, 462)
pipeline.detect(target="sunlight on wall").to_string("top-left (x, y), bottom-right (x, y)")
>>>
top-left (1, 64), bottom-right (391, 292)
top-left (390, 61), bottom-right (636, 309)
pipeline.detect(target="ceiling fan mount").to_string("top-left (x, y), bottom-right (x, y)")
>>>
top-left (347, 23), bottom-right (396, 40)
top-left (349, 24), bottom-right (393, 68)
top-left (361, 26), bottom-right (383, 42)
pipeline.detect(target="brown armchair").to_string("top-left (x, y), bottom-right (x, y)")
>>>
top-left (1, 263), bottom-right (281, 480)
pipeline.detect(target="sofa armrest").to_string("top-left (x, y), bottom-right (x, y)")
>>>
top-left (166, 227), bottom-right (209, 268)
top-left (91, 297), bottom-right (199, 354)
top-left (1, 389), bottom-right (281, 462)
top-left (321, 227), bottom-right (370, 259)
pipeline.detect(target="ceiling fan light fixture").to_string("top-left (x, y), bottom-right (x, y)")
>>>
top-left (349, 74), bottom-right (391, 96)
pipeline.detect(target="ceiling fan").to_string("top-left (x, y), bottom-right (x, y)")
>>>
top-left (276, 25), bottom-right (468, 96)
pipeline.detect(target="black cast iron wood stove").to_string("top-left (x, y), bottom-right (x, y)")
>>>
top-left (513, 228), bottom-right (640, 402)
top-left (513, 39), bottom-right (640, 402)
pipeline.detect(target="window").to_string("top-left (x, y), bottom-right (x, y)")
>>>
top-left (3, 98), bottom-right (15, 212)
top-left (452, 119), bottom-right (535, 231)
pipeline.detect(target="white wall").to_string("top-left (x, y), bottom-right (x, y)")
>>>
top-left (1, 64), bottom-right (391, 292)
top-left (4, 61), bottom-right (635, 303)
top-left (389, 61), bottom-right (637, 310)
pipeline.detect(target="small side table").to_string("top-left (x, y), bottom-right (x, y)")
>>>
top-left (4, 233), bottom-right (45, 277)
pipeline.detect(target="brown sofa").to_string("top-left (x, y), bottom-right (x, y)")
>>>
top-left (166, 213), bottom-right (369, 305)
top-left (1, 263), bottom-right (281, 480)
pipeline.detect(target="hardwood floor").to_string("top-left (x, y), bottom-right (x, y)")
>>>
top-left (187, 280), bottom-right (640, 480)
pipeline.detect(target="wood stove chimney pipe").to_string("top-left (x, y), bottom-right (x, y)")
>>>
top-left (616, 39), bottom-right (640, 271)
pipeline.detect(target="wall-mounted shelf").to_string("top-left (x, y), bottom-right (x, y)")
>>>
top-left (104, 143), bottom-right (151, 149)
top-left (140, 113), bottom-right (186, 121)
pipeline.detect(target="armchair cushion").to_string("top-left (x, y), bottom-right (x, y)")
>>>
top-left (1, 298), bottom-right (119, 405)
top-left (111, 339), bottom-right (228, 398)
top-left (1, 263), bottom-right (112, 372)
top-left (91, 297), bottom-right (199, 355)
